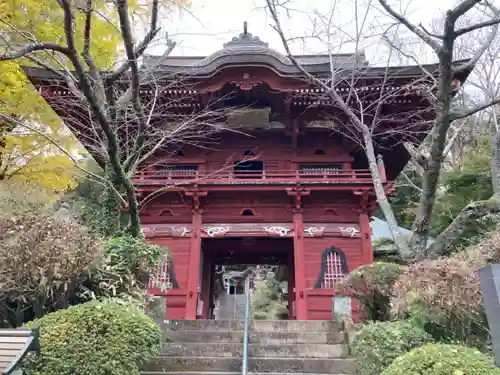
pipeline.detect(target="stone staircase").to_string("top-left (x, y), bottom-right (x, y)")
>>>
top-left (141, 319), bottom-right (357, 375)
top-left (214, 294), bottom-right (247, 320)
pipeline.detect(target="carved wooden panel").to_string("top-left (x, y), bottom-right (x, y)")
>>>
top-left (140, 222), bottom-right (360, 238)
top-left (141, 224), bottom-right (193, 238)
top-left (303, 223), bottom-right (361, 238)
top-left (201, 223), bottom-right (293, 237)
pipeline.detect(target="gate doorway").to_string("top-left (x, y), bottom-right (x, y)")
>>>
top-left (198, 237), bottom-right (295, 320)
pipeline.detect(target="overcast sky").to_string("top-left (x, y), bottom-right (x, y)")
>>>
top-left (146, 0), bottom-right (457, 60)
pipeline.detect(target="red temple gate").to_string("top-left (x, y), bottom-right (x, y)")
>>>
top-left (23, 23), bottom-right (470, 321)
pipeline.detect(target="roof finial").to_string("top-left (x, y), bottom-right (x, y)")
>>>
top-left (243, 21), bottom-right (248, 35)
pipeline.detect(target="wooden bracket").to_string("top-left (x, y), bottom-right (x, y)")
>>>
top-left (286, 187), bottom-right (311, 210)
top-left (184, 190), bottom-right (208, 212)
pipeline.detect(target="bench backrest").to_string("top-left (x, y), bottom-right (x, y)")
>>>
top-left (0, 329), bottom-right (39, 375)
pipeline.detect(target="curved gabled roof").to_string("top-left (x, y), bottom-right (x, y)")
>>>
top-left (143, 22), bottom-right (369, 77)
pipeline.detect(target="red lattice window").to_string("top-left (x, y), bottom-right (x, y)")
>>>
top-left (322, 252), bottom-right (345, 289)
top-left (148, 261), bottom-right (172, 290)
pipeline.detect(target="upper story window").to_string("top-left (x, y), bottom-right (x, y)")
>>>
top-left (299, 164), bottom-right (343, 176)
top-left (233, 160), bottom-right (263, 179)
top-left (156, 165), bottom-right (198, 176)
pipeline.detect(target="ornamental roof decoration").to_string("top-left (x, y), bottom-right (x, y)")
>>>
top-left (142, 22), bottom-right (369, 77)
top-left (223, 21), bottom-right (269, 49)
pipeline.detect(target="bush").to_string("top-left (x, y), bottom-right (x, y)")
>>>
top-left (350, 320), bottom-right (433, 375)
top-left (0, 181), bottom-right (55, 218)
top-left (104, 235), bottom-right (167, 281)
top-left (253, 311), bottom-right (268, 320)
top-left (391, 257), bottom-right (488, 350)
top-left (272, 304), bottom-right (289, 320)
top-left (381, 343), bottom-right (500, 375)
top-left (456, 228), bottom-right (500, 269)
top-left (335, 262), bottom-right (405, 321)
top-left (23, 299), bottom-right (162, 375)
top-left (0, 215), bottom-right (103, 326)
top-left (0, 215), bottom-right (167, 327)
top-left (251, 271), bottom-right (286, 319)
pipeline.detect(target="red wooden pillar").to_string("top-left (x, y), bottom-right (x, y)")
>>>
top-left (185, 191), bottom-right (206, 320)
top-left (186, 209), bottom-right (202, 319)
top-left (293, 210), bottom-right (308, 320)
top-left (359, 213), bottom-right (373, 264)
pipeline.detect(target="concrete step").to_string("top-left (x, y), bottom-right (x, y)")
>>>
top-left (161, 320), bottom-right (343, 333)
top-left (165, 330), bottom-right (347, 345)
top-left (143, 357), bottom-right (357, 374)
top-left (162, 343), bottom-right (349, 358)
top-left (142, 372), bottom-right (355, 375)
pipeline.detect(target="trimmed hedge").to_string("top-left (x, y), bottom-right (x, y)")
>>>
top-left (23, 299), bottom-right (161, 375)
top-left (381, 343), bottom-right (500, 375)
top-left (350, 321), bottom-right (433, 375)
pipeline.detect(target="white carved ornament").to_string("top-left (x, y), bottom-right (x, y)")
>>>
top-left (339, 226), bottom-right (360, 237)
top-left (204, 226), bottom-right (231, 237)
top-left (304, 226), bottom-right (325, 237)
top-left (172, 226), bottom-right (191, 237)
top-left (140, 227), bottom-right (156, 234)
top-left (263, 226), bottom-right (290, 237)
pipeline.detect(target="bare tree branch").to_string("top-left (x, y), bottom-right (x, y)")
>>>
top-left (455, 17), bottom-right (500, 35)
top-left (0, 42), bottom-right (70, 60)
top-left (378, 0), bottom-right (441, 52)
top-left (451, 97), bottom-right (500, 120)
top-left (105, 0), bottom-right (160, 83)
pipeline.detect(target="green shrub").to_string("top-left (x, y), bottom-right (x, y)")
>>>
top-left (272, 304), bottom-right (289, 320)
top-left (104, 235), bottom-right (166, 276)
top-left (253, 311), bottom-right (268, 320)
top-left (351, 320), bottom-right (433, 375)
top-left (335, 262), bottom-right (405, 321)
top-left (381, 343), bottom-right (500, 375)
top-left (391, 258), bottom-right (488, 350)
top-left (23, 299), bottom-right (161, 375)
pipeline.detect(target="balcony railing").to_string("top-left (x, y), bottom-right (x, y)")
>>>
top-left (133, 168), bottom-right (377, 186)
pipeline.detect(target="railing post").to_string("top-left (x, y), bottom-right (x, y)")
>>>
top-left (242, 276), bottom-right (251, 375)
top-left (377, 154), bottom-right (387, 182)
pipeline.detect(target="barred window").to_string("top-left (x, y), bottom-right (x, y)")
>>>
top-left (148, 261), bottom-right (173, 291)
top-left (322, 252), bottom-right (345, 289)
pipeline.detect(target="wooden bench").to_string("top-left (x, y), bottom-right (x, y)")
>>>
top-left (0, 329), bottom-right (39, 375)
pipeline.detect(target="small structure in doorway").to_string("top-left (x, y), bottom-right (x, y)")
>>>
top-left (0, 328), bottom-right (39, 375)
top-left (223, 266), bottom-right (255, 295)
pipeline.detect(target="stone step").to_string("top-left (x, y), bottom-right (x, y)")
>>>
top-left (142, 372), bottom-right (355, 375)
top-left (161, 320), bottom-right (343, 333)
top-left (165, 330), bottom-right (346, 345)
top-left (143, 357), bottom-right (357, 374)
top-left (162, 343), bottom-right (349, 358)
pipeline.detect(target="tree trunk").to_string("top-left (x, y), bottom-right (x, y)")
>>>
top-left (410, 40), bottom-right (454, 258)
top-left (363, 129), bottom-right (413, 258)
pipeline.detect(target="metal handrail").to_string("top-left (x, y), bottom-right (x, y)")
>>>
top-left (242, 277), bottom-right (251, 375)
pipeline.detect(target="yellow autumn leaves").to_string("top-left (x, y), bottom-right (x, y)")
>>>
top-left (0, 0), bottom-right (188, 194)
